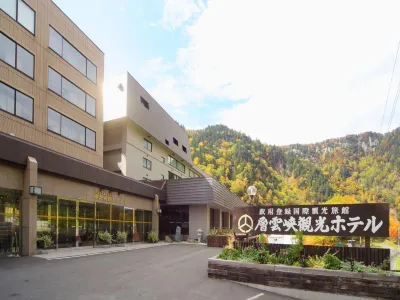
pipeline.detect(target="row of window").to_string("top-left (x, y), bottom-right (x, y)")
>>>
top-left (0, 81), bottom-right (33, 122)
top-left (0, 82), bottom-right (96, 150)
top-left (48, 67), bottom-right (96, 117)
top-left (0, 33), bottom-right (34, 79)
top-left (49, 27), bottom-right (97, 84)
top-left (48, 108), bottom-right (96, 150)
top-left (1, 0), bottom-right (35, 34)
top-left (142, 155), bottom-right (198, 178)
top-left (168, 156), bottom-right (185, 173)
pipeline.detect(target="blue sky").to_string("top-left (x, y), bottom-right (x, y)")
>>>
top-left (53, 0), bottom-right (400, 145)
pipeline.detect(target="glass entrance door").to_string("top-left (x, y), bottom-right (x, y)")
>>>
top-left (134, 210), bottom-right (152, 242)
top-left (0, 189), bottom-right (20, 257)
top-left (78, 202), bottom-right (94, 246)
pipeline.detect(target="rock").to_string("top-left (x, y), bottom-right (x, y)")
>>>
top-left (165, 236), bottom-right (173, 243)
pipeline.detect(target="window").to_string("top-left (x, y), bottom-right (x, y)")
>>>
top-left (140, 96), bottom-right (149, 110)
top-left (173, 137), bottom-right (178, 146)
top-left (165, 139), bottom-right (169, 146)
top-left (189, 169), bottom-right (199, 178)
top-left (144, 139), bottom-right (152, 151)
top-left (47, 108), bottom-right (96, 150)
top-left (1, 0), bottom-right (35, 34)
top-left (0, 82), bottom-right (33, 122)
top-left (48, 67), bottom-right (96, 117)
top-left (168, 171), bottom-right (181, 180)
top-left (161, 174), bottom-right (164, 180)
top-left (182, 145), bottom-right (187, 153)
top-left (168, 156), bottom-right (185, 173)
top-left (48, 26), bottom-right (97, 84)
top-left (17, 0), bottom-right (35, 34)
top-left (143, 158), bottom-right (152, 170)
top-left (0, 33), bottom-right (34, 79)
top-left (87, 60), bottom-right (97, 84)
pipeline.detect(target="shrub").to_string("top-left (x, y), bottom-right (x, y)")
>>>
top-left (218, 247), bottom-right (241, 261)
top-left (241, 246), bottom-right (260, 263)
top-left (116, 231), bottom-right (128, 244)
top-left (98, 230), bottom-right (113, 244)
top-left (208, 229), bottom-right (218, 236)
top-left (37, 233), bottom-right (53, 249)
top-left (147, 231), bottom-right (159, 243)
top-left (323, 254), bottom-right (341, 270)
top-left (307, 255), bottom-right (325, 268)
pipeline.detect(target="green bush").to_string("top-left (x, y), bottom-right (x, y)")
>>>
top-left (241, 246), bottom-right (260, 263)
top-left (217, 247), bottom-right (241, 261)
top-left (116, 231), bottom-right (128, 244)
top-left (307, 255), bottom-right (325, 268)
top-left (258, 234), bottom-right (267, 243)
top-left (37, 233), bottom-right (53, 249)
top-left (98, 230), bottom-right (112, 244)
top-left (147, 231), bottom-right (159, 243)
top-left (323, 254), bottom-right (341, 270)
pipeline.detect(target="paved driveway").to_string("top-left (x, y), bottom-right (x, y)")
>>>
top-left (0, 245), bottom-right (292, 300)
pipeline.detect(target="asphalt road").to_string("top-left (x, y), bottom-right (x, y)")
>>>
top-left (0, 245), bottom-right (292, 300)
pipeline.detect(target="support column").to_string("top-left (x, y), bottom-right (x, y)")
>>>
top-left (219, 209), bottom-right (222, 229)
top-left (21, 157), bottom-right (38, 256)
top-left (152, 194), bottom-right (160, 237)
top-left (228, 212), bottom-right (231, 230)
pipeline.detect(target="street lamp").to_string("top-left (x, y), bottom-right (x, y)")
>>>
top-left (247, 186), bottom-right (257, 206)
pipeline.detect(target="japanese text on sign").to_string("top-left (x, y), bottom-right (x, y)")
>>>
top-left (233, 204), bottom-right (389, 237)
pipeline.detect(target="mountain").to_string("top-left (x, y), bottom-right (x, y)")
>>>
top-left (188, 125), bottom-right (400, 213)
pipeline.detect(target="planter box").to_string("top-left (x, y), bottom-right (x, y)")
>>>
top-left (208, 257), bottom-right (400, 299)
top-left (207, 236), bottom-right (232, 248)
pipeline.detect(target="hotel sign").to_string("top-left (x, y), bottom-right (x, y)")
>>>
top-left (233, 203), bottom-right (389, 237)
top-left (94, 191), bottom-right (126, 206)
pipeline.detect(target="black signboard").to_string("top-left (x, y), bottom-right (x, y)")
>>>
top-left (233, 204), bottom-right (389, 237)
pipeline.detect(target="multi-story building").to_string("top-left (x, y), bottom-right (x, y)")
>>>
top-left (103, 72), bottom-right (202, 181)
top-left (0, 0), bottom-right (161, 257)
top-left (104, 72), bottom-right (245, 241)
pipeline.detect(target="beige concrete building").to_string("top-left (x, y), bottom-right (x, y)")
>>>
top-left (103, 73), bottom-right (245, 241)
top-left (0, 0), bottom-right (161, 257)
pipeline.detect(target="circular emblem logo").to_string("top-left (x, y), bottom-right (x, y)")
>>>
top-left (238, 214), bottom-right (253, 233)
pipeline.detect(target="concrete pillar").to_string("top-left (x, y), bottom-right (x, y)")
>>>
top-left (21, 157), bottom-right (38, 256)
top-left (152, 194), bottom-right (160, 237)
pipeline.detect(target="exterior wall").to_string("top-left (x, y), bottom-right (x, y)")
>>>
top-left (38, 172), bottom-right (152, 211)
top-left (189, 204), bottom-right (209, 241)
top-left (0, 163), bottom-right (24, 190)
top-left (125, 73), bottom-right (193, 166)
top-left (124, 121), bottom-right (196, 181)
top-left (0, 0), bottom-right (104, 167)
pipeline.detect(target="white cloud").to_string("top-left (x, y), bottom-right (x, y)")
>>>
top-left (176, 0), bottom-right (400, 144)
top-left (161, 0), bottom-right (204, 29)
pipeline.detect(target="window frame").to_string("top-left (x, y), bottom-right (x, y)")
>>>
top-left (168, 156), bottom-right (185, 173)
top-left (0, 80), bottom-right (34, 123)
top-left (189, 169), bottom-right (198, 178)
top-left (48, 25), bottom-right (97, 84)
top-left (48, 67), bottom-right (96, 117)
top-left (173, 137), bottom-right (179, 146)
top-left (144, 138), bottom-right (152, 152)
top-left (0, 32), bottom-right (35, 80)
top-left (165, 139), bottom-right (169, 146)
top-left (143, 158), bottom-right (152, 170)
top-left (182, 145), bottom-right (187, 153)
top-left (1, 0), bottom-right (36, 35)
top-left (47, 107), bottom-right (96, 151)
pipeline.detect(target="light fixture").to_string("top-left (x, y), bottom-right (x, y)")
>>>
top-left (156, 208), bottom-right (162, 214)
top-left (247, 186), bottom-right (257, 197)
top-left (29, 186), bottom-right (42, 196)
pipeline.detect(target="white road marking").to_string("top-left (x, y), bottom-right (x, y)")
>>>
top-left (245, 293), bottom-right (264, 300)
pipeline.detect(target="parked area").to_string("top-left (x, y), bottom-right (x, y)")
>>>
top-left (0, 245), bottom-right (291, 300)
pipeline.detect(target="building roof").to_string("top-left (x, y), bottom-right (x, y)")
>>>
top-left (0, 132), bottom-right (164, 200)
top-left (164, 177), bottom-right (246, 210)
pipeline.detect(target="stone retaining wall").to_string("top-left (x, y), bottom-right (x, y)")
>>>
top-left (208, 257), bottom-right (400, 299)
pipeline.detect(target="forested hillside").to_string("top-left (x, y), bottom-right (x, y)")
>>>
top-left (188, 125), bottom-right (400, 214)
